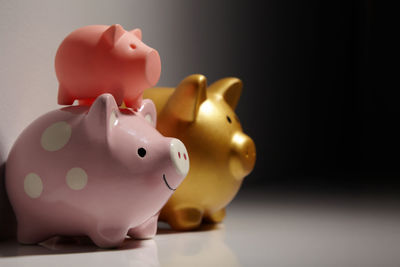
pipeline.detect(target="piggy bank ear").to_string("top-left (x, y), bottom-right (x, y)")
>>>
top-left (208, 77), bottom-right (242, 110)
top-left (164, 74), bottom-right (207, 122)
top-left (101, 24), bottom-right (125, 47)
top-left (130, 28), bottom-right (142, 40)
top-left (86, 94), bottom-right (119, 143)
top-left (139, 99), bottom-right (157, 127)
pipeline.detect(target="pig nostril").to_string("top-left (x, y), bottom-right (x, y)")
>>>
top-left (170, 139), bottom-right (189, 176)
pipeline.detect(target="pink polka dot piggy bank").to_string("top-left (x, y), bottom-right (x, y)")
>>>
top-left (55, 24), bottom-right (161, 109)
top-left (5, 94), bottom-right (189, 248)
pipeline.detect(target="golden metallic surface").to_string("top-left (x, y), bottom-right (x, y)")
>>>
top-left (144, 74), bottom-right (256, 230)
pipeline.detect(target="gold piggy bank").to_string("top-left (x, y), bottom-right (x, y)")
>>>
top-left (144, 74), bottom-right (256, 230)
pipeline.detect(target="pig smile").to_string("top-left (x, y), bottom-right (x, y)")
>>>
top-left (163, 174), bottom-right (176, 191)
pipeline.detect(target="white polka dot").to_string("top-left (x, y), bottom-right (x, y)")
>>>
top-left (24, 173), bottom-right (43, 198)
top-left (109, 110), bottom-right (118, 129)
top-left (145, 114), bottom-right (153, 125)
top-left (41, 121), bottom-right (72, 151)
top-left (66, 167), bottom-right (88, 190)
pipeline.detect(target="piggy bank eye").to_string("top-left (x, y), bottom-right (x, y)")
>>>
top-left (137, 147), bottom-right (146, 157)
top-left (130, 44), bottom-right (137, 50)
top-left (226, 115), bottom-right (232, 124)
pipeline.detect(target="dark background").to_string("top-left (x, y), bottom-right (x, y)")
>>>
top-left (217, 0), bottom-right (400, 193)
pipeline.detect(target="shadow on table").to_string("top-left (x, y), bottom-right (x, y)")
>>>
top-left (156, 222), bottom-right (241, 267)
top-left (0, 236), bottom-right (158, 257)
top-left (1, 219), bottom-right (240, 267)
top-left (156, 221), bottom-right (220, 235)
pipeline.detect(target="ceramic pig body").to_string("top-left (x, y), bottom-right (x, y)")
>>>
top-left (55, 24), bottom-right (161, 109)
top-left (143, 75), bottom-right (256, 230)
top-left (6, 94), bottom-right (189, 248)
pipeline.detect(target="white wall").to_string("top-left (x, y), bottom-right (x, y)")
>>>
top-left (0, 0), bottom-right (242, 239)
top-left (0, 0), bottom-right (173, 161)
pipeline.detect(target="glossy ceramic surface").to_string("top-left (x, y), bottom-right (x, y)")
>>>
top-left (5, 94), bottom-right (188, 248)
top-left (55, 24), bottom-right (161, 109)
top-left (143, 74), bottom-right (256, 230)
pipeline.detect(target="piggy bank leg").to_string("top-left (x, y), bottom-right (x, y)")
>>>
top-left (204, 208), bottom-right (226, 224)
top-left (125, 95), bottom-right (142, 110)
top-left (17, 221), bottom-right (53, 244)
top-left (88, 226), bottom-right (128, 248)
top-left (163, 206), bottom-right (204, 230)
top-left (57, 86), bottom-right (75, 105)
top-left (128, 213), bottom-right (158, 239)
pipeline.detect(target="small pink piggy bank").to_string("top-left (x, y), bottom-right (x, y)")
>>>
top-left (5, 94), bottom-right (189, 248)
top-left (55, 24), bottom-right (161, 109)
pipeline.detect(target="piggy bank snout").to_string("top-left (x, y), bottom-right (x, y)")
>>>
top-left (145, 50), bottom-right (161, 87)
top-left (169, 139), bottom-right (189, 177)
top-left (230, 132), bottom-right (256, 179)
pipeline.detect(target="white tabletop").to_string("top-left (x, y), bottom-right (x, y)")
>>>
top-left (1, 190), bottom-right (400, 267)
